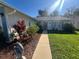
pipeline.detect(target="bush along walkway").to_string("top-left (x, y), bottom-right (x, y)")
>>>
top-left (32, 32), bottom-right (52, 59)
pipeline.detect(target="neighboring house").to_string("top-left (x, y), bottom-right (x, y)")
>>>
top-left (71, 16), bottom-right (79, 29)
top-left (35, 16), bottom-right (73, 31)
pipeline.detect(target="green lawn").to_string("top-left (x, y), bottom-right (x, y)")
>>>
top-left (48, 34), bottom-right (79, 59)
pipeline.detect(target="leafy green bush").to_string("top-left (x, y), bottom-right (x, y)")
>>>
top-left (36, 23), bottom-right (43, 33)
top-left (27, 23), bottom-right (39, 35)
top-left (62, 23), bottom-right (75, 33)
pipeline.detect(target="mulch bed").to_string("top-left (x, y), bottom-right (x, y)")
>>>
top-left (0, 33), bottom-right (41, 59)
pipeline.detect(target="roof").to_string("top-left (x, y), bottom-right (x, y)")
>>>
top-left (35, 16), bottom-right (71, 21)
top-left (0, 1), bottom-right (34, 20)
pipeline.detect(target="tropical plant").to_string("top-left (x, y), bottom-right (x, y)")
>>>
top-left (13, 19), bottom-right (26, 34)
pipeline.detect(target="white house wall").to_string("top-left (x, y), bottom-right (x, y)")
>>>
top-left (3, 6), bottom-right (34, 29)
top-left (73, 17), bottom-right (79, 29)
top-left (36, 17), bottom-right (72, 30)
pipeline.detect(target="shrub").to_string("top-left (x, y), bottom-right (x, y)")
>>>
top-left (13, 19), bottom-right (26, 34)
top-left (27, 23), bottom-right (39, 35)
top-left (62, 23), bottom-right (75, 33)
top-left (36, 23), bottom-right (43, 33)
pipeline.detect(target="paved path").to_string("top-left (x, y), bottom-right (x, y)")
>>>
top-left (32, 33), bottom-right (52, 59)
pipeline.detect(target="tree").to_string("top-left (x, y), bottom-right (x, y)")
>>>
top-left (50, 10), bottom-right (59, 16)
top-left (38, 9), bottom-right (48, 17)
top-left (64, 8), bottom-right (79, 17)
top-left (73, 8), bottom-right (79, 16)
top-left (64, 9), bottom-right (74, 17)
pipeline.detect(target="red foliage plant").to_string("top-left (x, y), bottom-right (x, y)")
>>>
top-left (13, 18), bottom-right (32, 41)
top-left (16, 18), bottom-right (26, 32)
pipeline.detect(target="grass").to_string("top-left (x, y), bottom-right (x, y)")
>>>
top-left (48, 33), bottom-right (79, 59)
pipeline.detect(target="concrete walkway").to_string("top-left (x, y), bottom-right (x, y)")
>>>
top-left (32, 33), bottom-right (52, 59)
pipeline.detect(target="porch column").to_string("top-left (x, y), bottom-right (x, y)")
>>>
top-left (0, 7), bottom-right (9, 42)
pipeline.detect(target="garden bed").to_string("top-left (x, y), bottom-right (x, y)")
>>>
top-left (0, 33), bottom-right (41, 59)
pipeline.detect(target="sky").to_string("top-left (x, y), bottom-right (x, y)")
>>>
top-left (4, 0), bottom-right (79, 17)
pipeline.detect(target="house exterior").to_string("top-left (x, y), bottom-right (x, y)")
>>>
top-left (35, 16), bottom-right (73, 31)
top-left (71, 16), bottom-right (79, 29)
top-left (0, 1), bottom-right (35, 29)
top-left (0, 1), bottom-right (36, 42)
